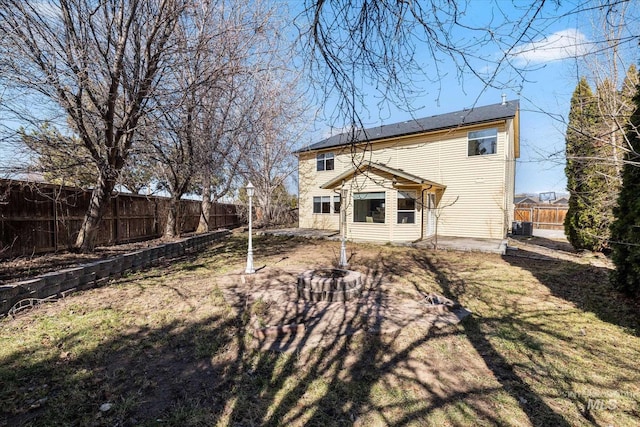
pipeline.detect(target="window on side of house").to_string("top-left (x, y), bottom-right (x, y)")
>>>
top-left (333, 195), bottom-right (341, 214)
top-left (353, 192), bottom-right (385, 223)
top-left (316, 152), bottom-right (334, 171)
top-left (397, 191), bottom-right (416, 224)
top-left (313, 196), bottom-right (331, 214)
top-left (468, 128), bottom-right (498, 156)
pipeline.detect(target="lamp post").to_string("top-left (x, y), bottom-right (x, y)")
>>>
top-left (245, 181), bottom-right (255, 274)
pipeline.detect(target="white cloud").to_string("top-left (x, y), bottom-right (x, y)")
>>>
top-left (512, 29), bottom-right (591, 64)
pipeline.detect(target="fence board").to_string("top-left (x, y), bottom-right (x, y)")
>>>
top-left (0, 179), bottom-right (240, 257)
top-left (514, 205), bottom-right (568, 230)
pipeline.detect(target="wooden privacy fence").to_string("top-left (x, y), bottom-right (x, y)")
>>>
top-left (0, 179), bottom-right (240, 257)
top-left (514, 205), bottom-right (568, 230)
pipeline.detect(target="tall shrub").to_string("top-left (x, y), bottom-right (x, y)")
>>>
top-left (610, 73), bottom-right (640, 296)
top-left (564, 77), bottom-right (603, 250)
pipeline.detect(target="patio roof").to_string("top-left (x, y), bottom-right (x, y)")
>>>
top-left (319, 161), bottom-right (446, 190)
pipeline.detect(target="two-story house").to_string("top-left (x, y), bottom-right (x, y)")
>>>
top-left (296, 100), bottom-right (519, 242)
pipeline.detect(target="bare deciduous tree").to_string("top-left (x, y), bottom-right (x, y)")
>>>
top-left (0, 0), bottom-right (185, 251)
top-left (242, 70), bottom-right (309, 227)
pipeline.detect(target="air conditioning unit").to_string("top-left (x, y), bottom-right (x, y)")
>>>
top-left (512, 221), bottom-right (522, 235)
top-left (522, 221), bottom-right (533, 237)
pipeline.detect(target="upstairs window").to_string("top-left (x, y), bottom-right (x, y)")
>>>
top-left (468, 128), bottom-right (497, 156)
top-left (317, 152), bottom-right (334, 171)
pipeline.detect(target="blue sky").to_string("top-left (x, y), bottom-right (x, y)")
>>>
top-left (2, 1), bottom-right (637, 197)
top-left (298, 0), bottom-right (639, 196)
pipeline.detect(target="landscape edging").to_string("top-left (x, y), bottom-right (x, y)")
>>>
top-left (0, 230), bottom-right (230, 316)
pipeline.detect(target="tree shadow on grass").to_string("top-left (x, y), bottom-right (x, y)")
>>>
top-left (0, 314), bottom-right (241, 425)
top-left (503, 250), bottom-right (640, 336)
top-left (221, 251), bottom-right (510, 426)
top-left (411, 252), bottom-right (572, 427)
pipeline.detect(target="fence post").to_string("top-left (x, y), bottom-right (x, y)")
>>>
top-left (113, 196), bottom-right (120, 244)
top-left (50, 188), bottom-right (58, 251)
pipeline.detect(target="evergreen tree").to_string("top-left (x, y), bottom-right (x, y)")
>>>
top-left (610, 73), bottom-right (640, 296)
top-left (20, 123), bottom-right (97, 188)
top-left (564, 77), bottom-right (604, 250)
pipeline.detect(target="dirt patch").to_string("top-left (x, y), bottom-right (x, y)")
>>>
top-left (216, 265), bottom-right (469, 353)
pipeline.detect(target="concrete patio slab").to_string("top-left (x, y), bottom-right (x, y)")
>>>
top-left (259, 228), bottom-right (506, 254)
top-left (416, 236), bottom-right (507, 254)
top-left (532, 228), bottom-right (568, 240)
top-left (257, 228), bottom-right (339, 239)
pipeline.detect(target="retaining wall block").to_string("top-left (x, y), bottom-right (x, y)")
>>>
top-left (1, 298), bottom-right (11, 315)
top-left (121, 253), bottom-right (135, 270)
top-left (82, 261), bottom-right (102, 276)
top-left (16, 278), bottom-right (45, 296)
top-left (164, 243), bottom-right (174, 257)
top-left (95, 260), bottom-right (114, 279)
top-left (0, 284), bottom-right (22, 302)
top-left (149, 247), bottom-right (160, 260)
top-left (159, 244), bottom-right (169, 258)
top-left (59, 267), bottom-right (85, 293)
top-left (110, 256), bottom-right (124, 275)
top-left (34, 273), bottom-right (62, 298)
top-left (131, 251), bottom-right (145, 270)
top-left (79, 271), bottom-right (96, 289)
top-left (169, 243), bottom-right (178, 256)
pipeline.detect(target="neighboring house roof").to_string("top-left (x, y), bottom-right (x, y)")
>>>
top-left (296, 100), bottom-right (519, 153)
top-left (553, 197), bottom-right (569, 205)
top-left (319, 160), bottom-right (446, 190)
top-left (514, 194), bottom-right (569, 205)
top-left (515, 196), bottom-right (539, 204)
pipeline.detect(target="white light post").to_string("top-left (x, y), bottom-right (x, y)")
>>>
top-left (245, 181), bottom-right (255, 274)
top-left (339, 184), bottom-right (348, 267)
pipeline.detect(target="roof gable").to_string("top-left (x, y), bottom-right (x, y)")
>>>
top-left (320, 161), bottom-right (445, 190)
top-left (298, 100), bottom-right (519, 153)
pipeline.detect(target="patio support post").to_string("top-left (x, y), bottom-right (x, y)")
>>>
top-left (245, 181), bottom-right (255, 274)
top-left (339, 185), bottom-right (348, 267)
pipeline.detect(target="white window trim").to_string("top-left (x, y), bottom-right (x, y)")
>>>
top-left (316, 152), bottom-right (335, 171)
top-left (467, 128), bottom-right (498, 157)
top-left (313, 196), bottom-right (331, 214)
top-left (397, 190), bottom-right (416, 224)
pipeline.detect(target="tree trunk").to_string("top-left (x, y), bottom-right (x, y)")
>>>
top-left (74, 175), bottom-right (115, 252)
top-left (197, 176), bottom-right (211, 233)
top-left (164, 196), bottom-right (180, 239)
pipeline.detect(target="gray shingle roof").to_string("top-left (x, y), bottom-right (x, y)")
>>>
top-left (297, 99), bottom-right (519, 153)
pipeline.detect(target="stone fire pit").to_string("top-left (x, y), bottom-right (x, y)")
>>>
top-left (297, 268), bottom-right (362, 302)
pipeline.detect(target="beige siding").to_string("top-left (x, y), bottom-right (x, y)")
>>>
top-left (298, 119), bottom-right (518, 240)
top-left (298, 153), bottom-right (341, 230)
top-left (504, 118), bottom-right (517, 230)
